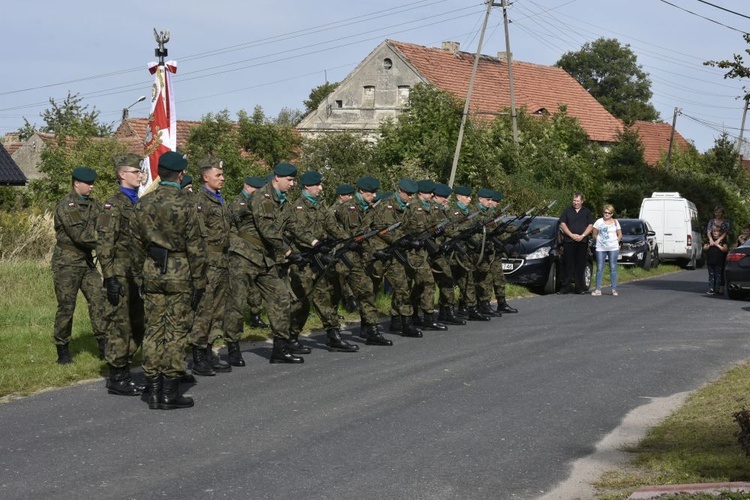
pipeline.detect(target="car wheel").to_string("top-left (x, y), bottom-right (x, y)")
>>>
top-left (583, 260), bottom-right (593, 290)
top-left (641, 249), bottom-right (652, 270)
top-left (543, 262), bottom-right (557, 295)
top-left (727, 286), bottom-right (744, 300)
top-left (686, 253), bottom-right (696, 270)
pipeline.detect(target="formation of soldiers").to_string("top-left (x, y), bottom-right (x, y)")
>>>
top-left (51, 152), bottom-right (519, 410)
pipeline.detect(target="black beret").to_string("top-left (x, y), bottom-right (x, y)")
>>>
top-left (356, 176), bottom-right (380, 192)
top-left (197, 155), bottom-right (224, 170)
top-left (72, 166), bottom-right (97, 183)
top-left (477, 188), bottom-right (495, 199)
top-left (158, 151), bottom-right (188, 172)
top-left (417, 179), bottom-right (435, 193)
top-left (245, 176), bottom-right (266, 188)
top-left (433, 183), bottom-right (452, 197)
top-left (397, 178), bottom-right (418, 194)
top-left (454, 185), bottom-right (472, 196)
top-left (180, 174), bottom-right (193, 189)
top-left (114, 153), bottom-right (142, 168)
top-left (273, 162), bottom-right (297, 177)
top-left (374, 191), bottom-right (394, 203)
top-left (335, 184), bottom-right (355, 195)
top-left (300, 171), bottom-right (322, 186)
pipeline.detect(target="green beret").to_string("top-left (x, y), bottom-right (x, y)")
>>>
top-left (180, 174), bottom-right (193, 189)
top-left (433, 183), bottom-right (452, 197)
top-left (374, 191), bottom-right (394, 203)
top-left (454, 185), bottom-right (472, 197)
top-left (72, 166), bottom-right (97, 183)
top-left (265, 173), bottom-right (274, 184)
top-left (491, 190), bottom-right (504, 202)
top-left (356, 176), bottom-right (380, 192)
top-left (197, 155), bottom-right (224, 170)
top-left (417, 179), bottom-right (436, 193)
top-left (335, 184), bottom-right (354, 195)
top-left (300, 171), bottom-right (322, 186)
top-left (158, 151), bottom-right (188, 172)
top-left (114, 153), bottom-right (142, 168)
top-left (398, 178), bottom-right (418, 194)
top-left (273, 162), bottom-right (297, 177)
top-left (477, 188), bottom-right (494, 199)
top-left (245, 176), bottom-right (266, 188)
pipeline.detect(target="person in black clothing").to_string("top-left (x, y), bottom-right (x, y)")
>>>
top-left (703, 226), bottom-right (728, 295)
top-left (558, 192), bottom-right (594, 294)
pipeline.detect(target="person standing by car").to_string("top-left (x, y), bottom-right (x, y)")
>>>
top-left (558, 192), bottom-right (594, 294)
top-left (703, 226), bottom-right (729, 295)
top-left (591, 204), bottom-right (622, 296)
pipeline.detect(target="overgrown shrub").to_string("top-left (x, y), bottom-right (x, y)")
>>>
top-left (0, 209), bottom-right (54, 262)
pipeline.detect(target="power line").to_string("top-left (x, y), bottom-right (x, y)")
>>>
top-left (658, 0), bottom-right (748, 34)
top-left (696, 0), bottom-right (750, 21)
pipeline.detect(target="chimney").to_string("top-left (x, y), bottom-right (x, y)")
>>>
top-left (441, 41), bottom-right (460, 54)
top-left (497, 51), bottom-right (513, 62)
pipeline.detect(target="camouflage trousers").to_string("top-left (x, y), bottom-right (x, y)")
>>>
top-left (52, 263), bottom-right (107, 345)
top-left (290, 263), bottom-right (340, 332)
top-left (430, 255), bottom-right (456, 307)
top-left (451, 262), bottom-right (477, 307)
top-left (335, 254), bottom-right (380, 326)
top-left (226, 255), bottom-right (293, 341)
top-left (103, 274), bottom-right (145, 368)
top-left (385, 259), bottom-right (413, 317)
top-left (142, 291), bottom-right (192, 379)
top-left (189, 264), bottom-right (228, 348)
top-left (477, 256), bottom-right (507, 303)
top-left (410, 251), bottom-right (436, 314)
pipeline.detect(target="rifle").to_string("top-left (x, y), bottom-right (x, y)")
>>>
top-left (494, 200), bottom-right (558, 253)
top-left (331, 221), bottom-right (403, 270)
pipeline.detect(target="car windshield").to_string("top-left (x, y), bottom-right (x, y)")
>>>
top-left (619, 220), bottom-right (644, 235)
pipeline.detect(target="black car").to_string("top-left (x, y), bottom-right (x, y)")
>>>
top-left (724, 240), bottom-right (750, 300)
top-left (500, 216), bottom-right (593, 295)
top-left (616, 218), bottom-right (659, 269)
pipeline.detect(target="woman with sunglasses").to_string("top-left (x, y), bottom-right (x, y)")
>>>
top-left (591, 204), bottom-right (622, 296)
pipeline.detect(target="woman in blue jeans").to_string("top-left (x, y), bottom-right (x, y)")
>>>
top-left (591, 204), bottom-right (622, 296)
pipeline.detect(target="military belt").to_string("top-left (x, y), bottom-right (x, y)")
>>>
top-left (56, 242), bottom-right (89, 256)
top-left (237, 232), bottom-right (264, 248)
top-left (207, 245), bottom-right (229, 254)
top-left (115, 251), bottom-right (130, 259)
top-left (170, 252), bottom-right (187, 258)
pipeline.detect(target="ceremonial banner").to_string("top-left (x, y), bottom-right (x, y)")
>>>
top-left (140, 60), bottom-right (177, 194)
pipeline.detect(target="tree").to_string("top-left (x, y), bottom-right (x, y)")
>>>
top-left (19, 91), bottom-right (113, 140)
top-left (705, 33), bottom-right (750, 101)
top-left (303, 82), bottom-right (339, 116)
top-left (237, 106), bottom-right (300, 168)
top-left (556, 38), bottom-right (659, 124)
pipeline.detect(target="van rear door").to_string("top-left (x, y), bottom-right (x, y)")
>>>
top-left (662, 200), bottom-right (688, 257)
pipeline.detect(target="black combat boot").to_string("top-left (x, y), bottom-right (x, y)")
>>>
top-left (478, 300), bottom-right (502, 317)
top-left (96, 337), bottom-right (107, 360)
top-left (400, 315), bottom-right (423, 338)
top-left (106, 365), bottom-right (142, 396)
top-left (467, 306), bottom-right (491, 321)
top-left (207, 344), bottom-right (232, 373)
top-left (287, 332), bottom-right (311, 355)
top-left (326, 328), bottom-right (359, 352)
top-left (497, 298), bottom-right (518, 313)
top-left (249, 314), bottom-right (269, 328)
top-left (389, 315), bottom-right (402, 333)
top-left (360, 320), bottom-right (369, 339)
top-left (422, 312), bottom-right (448, 331)
top-left (439, 305), bottom-right (466, 326)
top-left (412, 311), bottom-right (424, 327)
top-left (125, 365), bottom-right (147, 392)
top-left (226, 342), bottom-right (246, 367)
top-left (455, 302), bottom-right (469, 318)
top-left (191, 346), bottom-right (215, 376)
top-left (159, 376), bottom-right (194, 410)
top-left (364, 324), bottom-right (393, 346)
top-left (270, 337), bottom-right (304, 364)
top-left (56, 344), bottom-right (73, 365)
top-left (145, 374), bottom-right (162, 410)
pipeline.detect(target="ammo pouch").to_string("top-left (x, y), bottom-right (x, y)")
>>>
top-left (149, 245), bottom-right (169, 274)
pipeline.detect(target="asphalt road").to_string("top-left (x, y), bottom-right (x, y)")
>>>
top-left (2, 270), bottom-right (750, 500)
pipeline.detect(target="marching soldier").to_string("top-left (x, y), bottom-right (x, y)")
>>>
top-left (97, 154), bottom-right (146, 395)
top-left (474, 188), bottom-right (502, 318)
top-left (333, 184), bottom-right (359, 314)
top-left (130, 151), bottom-right (207, 409)
top-left (430, 183), bottom-right (466, 325)
top-left (325, 176), bottom-right (392, 346)
top-left (478, 190), bottom-right (518, 314)
top-left (287, 171), bottom-right (358, 352)
top-left (188, 156), bottom-right (232, 376)
top-left (52, 166), bottom-right (107, 364)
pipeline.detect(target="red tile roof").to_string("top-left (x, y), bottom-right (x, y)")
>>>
top-left (114, 118), bottom-right (203, 151)
top-left (630, 120), bottom-right (693, 165)
top-left (388, 40), bottom-right (623, 143)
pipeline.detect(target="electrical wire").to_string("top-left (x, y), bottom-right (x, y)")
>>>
top-left (658, 0), bottom-right (748, 34)
top-left (696, 0), bottom-right (750, 21)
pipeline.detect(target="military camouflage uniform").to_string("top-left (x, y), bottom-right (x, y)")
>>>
top-left (477, 205), bottom-right (509, 305)
top-left (189, 187), bottom-right (231, 347)
top-left (430, 200), bottom-right (457, 309)
top-left (97, 189), bottom-right (144, 367)
top-left (130, 181), bottom-right (207, 379)
top-left (472, 203), bottom-right (494, 305)
top-left (404, 198), bottom-right (438, 316)
top-left (52, 191), bottom-right (107, 346)
top-left (447, 202), bottom-right (480, 308)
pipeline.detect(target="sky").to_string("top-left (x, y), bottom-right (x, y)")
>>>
top-left (1, 0), bottom-right (748, 153)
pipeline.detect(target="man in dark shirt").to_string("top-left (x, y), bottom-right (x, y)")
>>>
top-left (558, 192), bottom-right (594, 294)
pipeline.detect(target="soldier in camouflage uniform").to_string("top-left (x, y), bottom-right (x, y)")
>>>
top-left (130, 151), bottom-right (206, 410)
top-left (188, 156), bottom-right (232, 376)
top-left (287, 171), bottom-right (358, 352)
top-left (472, 188), bottom-right (503, 318)
top-left (52, 166), bottom-right (107, 364)
top-left (430, 183), bottom-right (466, 325)
top-left (97, 154), bottom-right (147, 395)
top-left (325, 176), bottom-right (392, 346)
top-left (332, 185), bottom-right (359, 314)
top-left (477, 190), bottom-right (518, 314)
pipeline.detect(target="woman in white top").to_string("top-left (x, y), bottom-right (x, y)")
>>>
top-left (591, 203), bottom-right (622, 296)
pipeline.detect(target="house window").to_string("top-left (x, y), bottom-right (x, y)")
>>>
top-left (397, 86), bottom-right (410, 107)
top-left (363, 86), bottom-right (375, 108)
top-left (383, 58), bottom-right (393, 70)
top-left (335, 100), bottom-right (343, 109)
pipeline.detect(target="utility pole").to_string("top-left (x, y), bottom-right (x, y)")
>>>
top-left (501, 0), bottom-right (518, 147)
top-left (664, 107), bottom-right (680, 172)
top-left (737, 98), bottom-right (749, 168)
top-left (448, 0), bottom-right (493, 188)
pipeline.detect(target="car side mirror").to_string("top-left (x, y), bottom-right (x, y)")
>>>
top-left (647, 230), bottom-right (656, 237)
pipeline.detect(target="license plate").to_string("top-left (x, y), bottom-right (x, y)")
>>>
top-left (502, 263), bottom-right (514, 270)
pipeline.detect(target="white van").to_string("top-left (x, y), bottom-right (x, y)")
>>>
top-left (639, 192), bottom-right (703, 268)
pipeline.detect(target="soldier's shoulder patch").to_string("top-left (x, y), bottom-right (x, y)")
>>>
top-left (348, 205), bottom-right (356, 211)
top-left (453, 211), bottom-right (460, 216)
top-left (416, 207), bottom-right (424, 212)
top-left (264, 193), bottom-right (271, 198)
top-left (103, 203), bottom-right (112, 210)
top-left (197, 205), bottom-right (203, 212)
top-left (385, 205), bottom-right (393, 210)
top-left (239, 202), bottom-right (246, 206)
top-left (68, 202), bottom-right (76, 208)
top-left (296, 205), bottom-right (304, 211)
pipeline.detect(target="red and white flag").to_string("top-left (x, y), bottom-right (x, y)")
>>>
top-left (140, 60), bottom-right (177, 195)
